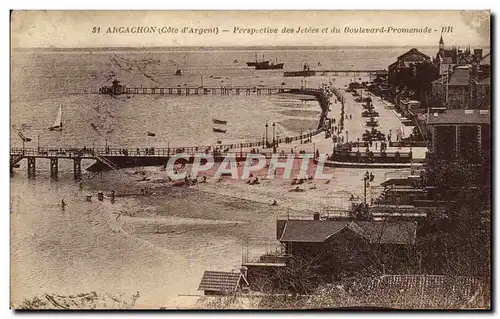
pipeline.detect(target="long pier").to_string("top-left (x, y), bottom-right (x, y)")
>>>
top-left (284, 69), bottom-right (387, 77)
top-left (98, 86), bottom-right (288, 96)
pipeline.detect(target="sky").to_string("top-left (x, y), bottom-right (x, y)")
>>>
top-left (10, 10), bottom-right (490, 48)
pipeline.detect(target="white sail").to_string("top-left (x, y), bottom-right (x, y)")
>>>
top-left (49, 105), bottom-right (63, 130)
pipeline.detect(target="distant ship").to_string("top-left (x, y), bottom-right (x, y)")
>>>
top-left (255, 58), bottom-right (284, 70)
top-left (246, 53), bottom-right (270, 67)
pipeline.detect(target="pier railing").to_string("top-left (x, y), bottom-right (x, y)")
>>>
top-left (11, 127), bottom-right (325, 159)
top-left (10, 146), bottom-right (319, 160)
top-left (98, 86), bottom-right (288, 96)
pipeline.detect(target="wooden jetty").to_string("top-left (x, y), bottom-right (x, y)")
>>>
top-left (284, 69), bottom-right (387, 77)
top-left (10, 133), bottom-right (324, 178)
top-left (98, 85), bottom-right (289, 96)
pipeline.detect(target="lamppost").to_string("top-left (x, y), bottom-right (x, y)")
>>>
top-left (357, 138), bottom-right (360, 151)
top-left (346, 130), bottom-right (349, 143)
top-left (272, 122), bottom-right (276, 154)
top-left (363, 171), bottom-right (375, 205)
top-left (265, 122), bottom-right (269, 148)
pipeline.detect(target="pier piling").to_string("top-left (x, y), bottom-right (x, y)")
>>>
top-left (73, 158), bottom-right (82, 180)
top-left (27, 157), bottom-right (36, 178)
top-left (50, 157), bottom-right (58, 179)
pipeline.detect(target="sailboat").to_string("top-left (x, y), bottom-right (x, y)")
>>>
top-left (49, 105), bottom-right (63, 131)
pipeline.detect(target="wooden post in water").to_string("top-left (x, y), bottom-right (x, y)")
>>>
top-left (27, 157), bottom-right (36, 178)
top-left (50, 157), bottom-right (58, 179)
top-left (73, 157), bottom-right (82, 180)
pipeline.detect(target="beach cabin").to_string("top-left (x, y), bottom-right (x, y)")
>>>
top-left (198, 270), bottom-right (249, 296)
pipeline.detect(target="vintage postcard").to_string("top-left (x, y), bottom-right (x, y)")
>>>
top-left (10, 10), bottom-right (491, 310)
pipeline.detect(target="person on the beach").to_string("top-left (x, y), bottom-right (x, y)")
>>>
top-left (61, 199), bottom-right (66, 210)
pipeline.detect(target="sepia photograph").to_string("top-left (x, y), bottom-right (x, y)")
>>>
top-left (9, 10), bottom-right (491, 310)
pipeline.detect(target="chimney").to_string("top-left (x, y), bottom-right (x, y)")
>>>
top-left (313, 212), bottom-right (320, 220)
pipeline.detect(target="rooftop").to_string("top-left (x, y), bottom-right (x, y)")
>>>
top-left (310, 275), bottom-right (490, 309)
top-left (427, 109), bottom-right (490, 125)
top-left (397, 48), bottom-right (430, 62)
top-left (432, 66), bottom-right (471, 86)
top-left (279, 220), bottom-right (417, 245)
top-left (198, 271), bottom-right (248, 293)
top-left (480, 52), bottom-right (490, 65)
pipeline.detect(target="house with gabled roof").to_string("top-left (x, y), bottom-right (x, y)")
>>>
top-left (431, 66), bottom-right (472, 108)
top-left (198, 270), bottom-right (249, 296)
top-left (275, 219), bottom-right (417, 277)
top-left (388, 48), bottom-right (431, 86)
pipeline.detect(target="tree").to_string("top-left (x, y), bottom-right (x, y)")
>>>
top-left (418, 157), bottom-right (491, 276)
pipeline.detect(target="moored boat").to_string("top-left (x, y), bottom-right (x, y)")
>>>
top-left (213, 128), bottom-right (227, 133)
top-left (255, 58), bottom-right (284, 70)
top-left (213, 118), bottom-right (228, 125)
top-left (246, 53), bottom-right (269, 67)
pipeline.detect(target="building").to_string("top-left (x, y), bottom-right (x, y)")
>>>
top-left (198, 270), bottom-right (249, 296)
top-left (430, 37), bottom-right (490, 109)
top-left (434, 35), bottom-right (457, 75)
top-left (479, 52), bottom-right (491, 76)
top-left (376, 177), bottom-right (427, 206)
top-left (431, 66), bottom-right (472, 108)
top-left (473, 76), bottom-right (491, 109)
top-left (276, 219), bottom-right (417, 276)
top-left (388, 48), bottom-right (432, 86)
top-left (434, 35), bottom-right (476, 75)
top-left (427, 109), bottom-right (490, 163)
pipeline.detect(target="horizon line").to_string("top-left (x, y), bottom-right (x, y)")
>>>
top-left (12, 44), bottom-right (490, 51)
